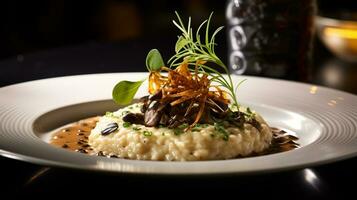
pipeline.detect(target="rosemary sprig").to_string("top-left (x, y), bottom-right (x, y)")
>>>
top-left (168, 11), bottom-right (242, 108)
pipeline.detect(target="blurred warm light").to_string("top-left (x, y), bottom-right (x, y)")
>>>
top-left (316, 16), bottom-right (357, 62)
top-left (310, 86), bottom-right (318, 94)
top-left (325, 27), bottom-right (357, 39)
top-left (322, 61), bottom-right (343, 87)
top-left (328, 100), bottom-right (337, 107)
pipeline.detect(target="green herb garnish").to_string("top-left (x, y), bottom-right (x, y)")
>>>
top-left (105, 112), bottom-right (114, 117)
top-left (112, 12), bottom-right (244, 109)
top-left (214, 122), bottom-right (229, 141)
top-left (146, 49), bottom-right (165, 72)
top-left (112, 49), bottom-right (164, 105)
top-left (243, 107), bottom-right (256, 120)
top-left (123, 122), bottom-right (131, 128)
top-left (173, 128), bottom-right (184, 135)
top-left (105, 111), bottom-right (120, 119)
top-left (112, 80), bottom-right (145, 105)
top-left (177, 123), bottom-right (188, 129)
top-left (168, 11), bottom-right (244, 108)
top-left (172, 123), bottom-right (189, 135)
top-left (191, 127), bottom-right (201, 132)
top-left (133, 127), bottom-right (141, 131)
top-left (195, 124), bottom-right (209, 128)
top-left (143, 130), bottom-right (153, 137)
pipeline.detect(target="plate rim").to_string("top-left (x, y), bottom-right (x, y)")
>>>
top-left (1, 72), bottom-right (357, 175)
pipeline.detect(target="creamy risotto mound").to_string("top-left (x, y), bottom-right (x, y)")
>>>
top-left (89, 103), bottom-right (273, 161)
top-left (88, 13), bottom-right (276, 161)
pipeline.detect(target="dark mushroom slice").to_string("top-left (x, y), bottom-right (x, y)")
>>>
top-left (144, 100), bottom-right (167, 127)
top-left (123, 113), bottom-right (144, 125)
top-left (139, 96), bottom-right (149, 113)
top-left (159, 113), bottom-right (170, 126)
top-left (167, 115), bottom-right (186, 128)
top-left (140, 90), bottom-right (163, 113)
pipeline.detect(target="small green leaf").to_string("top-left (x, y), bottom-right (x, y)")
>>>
top-left (146, 49), bottom-right (165, 71)
top-left (175, 36), bottom-right (189, 53)
top-left (112, 80), bottom-right (145, 105)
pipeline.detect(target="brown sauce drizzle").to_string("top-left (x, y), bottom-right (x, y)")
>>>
top-left (240, 127), bottom-right (300, 158)
top-left (50, 117), bottom-right (300, 159)
top-left (50, 117), bottom-right (99, 155)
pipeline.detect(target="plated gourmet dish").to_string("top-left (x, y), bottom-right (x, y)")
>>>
top-left (50, 12), bottom-right (299, 161)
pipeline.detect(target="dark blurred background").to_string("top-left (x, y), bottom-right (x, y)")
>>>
top-left (0, 0), bottom-right (228, 60)
top-left (0, 0), bottom-right (355, 60)
top-left (0, 0), bottom-right (356, 91)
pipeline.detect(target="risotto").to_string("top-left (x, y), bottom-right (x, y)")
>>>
top-left (88, 103), bottom-right (273, 161)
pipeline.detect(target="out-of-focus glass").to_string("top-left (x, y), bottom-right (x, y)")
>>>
top-left (226, 0), bottom-right (317, 80)
top-left (316, 15), bottom-right (357, 63)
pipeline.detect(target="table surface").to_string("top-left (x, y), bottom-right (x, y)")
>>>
top-left (0, 38), bottom-right (356, 197)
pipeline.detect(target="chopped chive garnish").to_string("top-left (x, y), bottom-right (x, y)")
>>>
top-left (173, 128), bottom-right (184, 135)
top-left (123, 122), bottom-right (131, 128)
top-left (133, 127), bottom-right (141, 131)
top-left (143, 131), bottom-right (153, 137)
top-left (121, 111), bottom-right (130, 116)
top-left (177, 123), bottom-right (188, 129)
top-left (214, 122), bottom-right (229, 141)
top-left (191, 127), bottom-right (201, 132)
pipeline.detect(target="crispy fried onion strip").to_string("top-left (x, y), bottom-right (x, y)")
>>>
top-left (148, 61), bottom-right (230, 128)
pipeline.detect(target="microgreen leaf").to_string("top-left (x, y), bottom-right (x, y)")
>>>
top-left (175, 36), bottom-right (189, 53)
top-left (146, 49), bottom-right (165, 72)
top-left (112, 80), bottom-right (145, 105)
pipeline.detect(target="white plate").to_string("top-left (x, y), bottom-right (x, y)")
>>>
top-left (0, 73), bottom-right (356, 175)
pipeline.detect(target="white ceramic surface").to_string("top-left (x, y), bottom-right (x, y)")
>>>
top-left (0, 73), bottom-right (356, 175)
